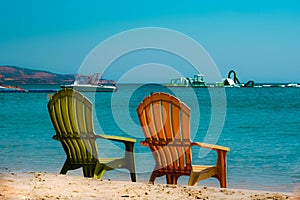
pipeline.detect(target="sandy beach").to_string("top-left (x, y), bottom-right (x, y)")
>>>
top-left (0, 171), bottom-right (297, 200)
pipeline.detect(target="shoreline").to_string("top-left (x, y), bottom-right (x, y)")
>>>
top-left (0, 171), bottom-right (297, 200)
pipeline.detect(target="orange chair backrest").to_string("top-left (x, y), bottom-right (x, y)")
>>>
top-left (137, 92), bottom-right (192, 174)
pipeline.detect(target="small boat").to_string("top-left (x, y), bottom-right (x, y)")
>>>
top-left (0, 84), bottom-right (27, 92)
top-left (287, 83), bottom-right (299, 87)
top-left (165, 74), bottom-right (206, 87)
top-left (61, 73), bottom-right (117, 92)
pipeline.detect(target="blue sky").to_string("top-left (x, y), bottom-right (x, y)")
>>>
top-left (0, 0), bottom-right (299, 82)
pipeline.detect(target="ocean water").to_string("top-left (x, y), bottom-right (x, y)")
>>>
top-left (0, 84), bottom-right (299, 193)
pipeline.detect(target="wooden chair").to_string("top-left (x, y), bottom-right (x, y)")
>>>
top-left (137, 92), bottom-right (230, 187)
top-left (48, 88), bottom-right (136, 181)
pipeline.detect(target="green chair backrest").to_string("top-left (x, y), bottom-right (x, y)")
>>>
top-left (48, 88), bottom-right (98, 164)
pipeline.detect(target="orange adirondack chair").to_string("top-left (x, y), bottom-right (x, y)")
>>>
top-left (48, 88), bottom-right (136, 181)
top-left (137, 92), bottom-right (230, 187)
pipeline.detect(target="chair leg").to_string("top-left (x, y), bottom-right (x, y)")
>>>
top-left (149, 172), bottom-right (158, 184)
top-left (94, 169), bottom-right (106, 179)
top-left (130, 172), bottom-right (136, 182)
top-left (94, 162), bottom-right (106, 179)
top-left (188, 177), bottom-right (197, 186)
top-left (218, 174), bottom-right (227, 188)
top-left (83, 166), bottom-right (95, 177)
top-left (173, 175), bottom-right (179, 184)
top-left (166, 174), bottom-right (172, 184)
top-left (166, 175), bottom-right (179, 185)
top-left (126, 152), bottom-right (136, 182)
top-left (217, 150), bottom-right (228, 188)
top-left (60, 160), bottom-right (70, 174)
top-left (125, 141), bottom-right (136, 182)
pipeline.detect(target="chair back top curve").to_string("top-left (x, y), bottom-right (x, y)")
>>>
top-left (137, 92), bottom-right (192, 174)
top-left (48, 88), bottom-right (98, 163)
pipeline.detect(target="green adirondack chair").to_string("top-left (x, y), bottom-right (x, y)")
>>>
top-left (47, 88), bottom-right (136, 181)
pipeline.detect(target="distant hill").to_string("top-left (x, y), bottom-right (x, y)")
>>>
top-left (0, 66), bottom-right (75, 85)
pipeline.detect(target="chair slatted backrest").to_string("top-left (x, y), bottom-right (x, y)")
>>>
top-left (137, 92), bottom-right (192, 174)
top-left (48, 88), bottom-right (98, 164)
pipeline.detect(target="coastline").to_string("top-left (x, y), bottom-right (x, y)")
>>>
top-left (0, 171), bottom-right (297, 200)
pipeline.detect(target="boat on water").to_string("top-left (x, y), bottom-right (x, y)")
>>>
top-left (0, 84), bottom-right (27, 92)
top-left (61, 73), bottom-right (117, 92)
top-left (287, 83), bottom-right (300, 87)
top-left (165, 74), bottom-right (206, 87)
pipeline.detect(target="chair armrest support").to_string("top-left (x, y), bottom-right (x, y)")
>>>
top-left (52, 135), bottom-right (59, 140)
top-left (192, 142), bottom-right (229, 188)
top-left (191, 142), bottom-right (230, 152)
top-left (95, 134), bottom-right (136, 182)
top-left (140, 140), bottom-right (149, 146)
top-left (95, 134), bottom-right (136, 143)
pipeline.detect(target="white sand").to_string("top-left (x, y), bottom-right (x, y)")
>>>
top-left (0, 172), bottom-right (297, 200)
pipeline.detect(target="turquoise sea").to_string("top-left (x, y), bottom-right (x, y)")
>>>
top-left (0, 84), bottom-right (299, 193)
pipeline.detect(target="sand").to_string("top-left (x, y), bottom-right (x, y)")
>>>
top-left (0, 171), bottom-right (298, 200)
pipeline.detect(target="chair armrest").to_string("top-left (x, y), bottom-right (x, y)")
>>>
top-left (95, 134), bottom-right (136, 143)
top-left (191, 142), bottom-right (230, 152)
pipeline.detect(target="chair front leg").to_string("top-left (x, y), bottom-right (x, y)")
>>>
top-left (216, 150), bottom-right (228, 188)
top-left (125, 141), bottom-right (136, 182)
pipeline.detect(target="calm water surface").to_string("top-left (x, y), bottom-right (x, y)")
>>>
top-left (0, 84), bottom-right (299, 192)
